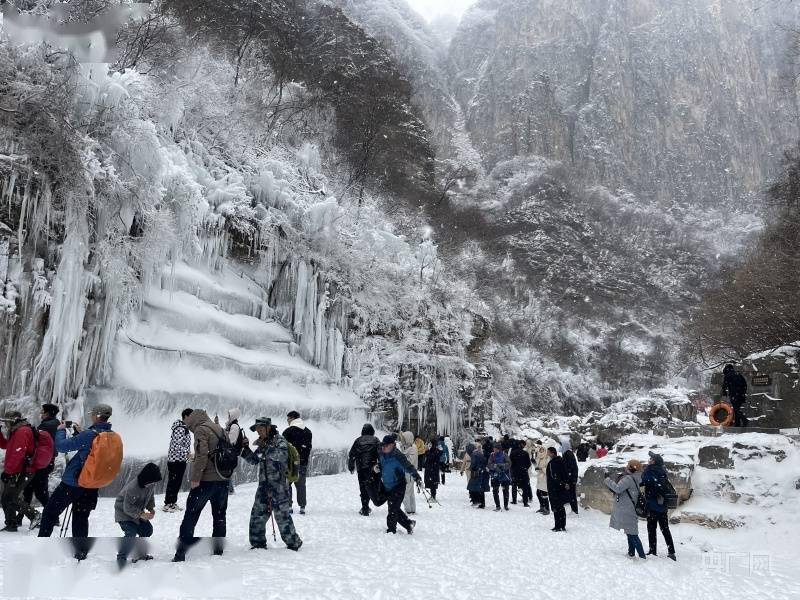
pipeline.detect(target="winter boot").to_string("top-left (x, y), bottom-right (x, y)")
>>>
top-left (406, 520), bottom-right (416, 535)
top-left (647, 549), bottom-right (657, 556)
top-left (667, 552), bottom-right (677, 561)
top-left (1, 525), bottom-right (18, 533)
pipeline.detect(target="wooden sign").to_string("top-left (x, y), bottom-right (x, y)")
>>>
top-left (751, 374), bottom-right (771, 387)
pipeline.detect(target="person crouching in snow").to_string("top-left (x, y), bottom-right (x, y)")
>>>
top-left (604, 459), bottom-right (646, 559)
top-left (115, 462), bottom-right (162, 568)
top-left (240, 418), bottom-right (302, 551)
top-left (378, 435), bottom-right (421, 534)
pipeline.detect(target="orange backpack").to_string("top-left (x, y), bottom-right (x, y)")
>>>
top-left (78, 430), bottom-right (124, 489)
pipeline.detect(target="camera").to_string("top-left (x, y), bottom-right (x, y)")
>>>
top-left (64, 421), bottom-right (73, 428)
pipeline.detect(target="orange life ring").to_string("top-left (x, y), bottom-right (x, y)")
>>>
top-left (709, 403), bottom-right (734, 427)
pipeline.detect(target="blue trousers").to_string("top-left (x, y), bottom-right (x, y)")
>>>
top-left (627, 534), bottom-right (645, 557)
top-left (37, 483), bottom-right (97, 538)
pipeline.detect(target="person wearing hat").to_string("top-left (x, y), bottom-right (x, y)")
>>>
top-left (642, 451), bottom-right (676, 560)
top-left (348, 424), bottom-right (381, 516)
top-left (115, 462), bottom-right (162, 568)
top-left (239, 417), bottom-right (302, 551)
top-left (378, 435), bottom-right (421, 534)
top-left (283, 410), bottom-right (312, 515)
top-left (37, 403), bottom-right (115, 546)
top-left (604, 459), bottom-right (646, 559)
top-left (23, 404), bottom-right (61, 513)
top-left (0, 411), bottom-right (42, 532)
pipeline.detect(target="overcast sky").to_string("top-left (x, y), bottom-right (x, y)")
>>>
top-left (405, 0), bottom-right (476, 22)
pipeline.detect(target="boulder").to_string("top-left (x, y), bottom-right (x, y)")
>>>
top-left (698, 445), bottom-right (734, 469)
top-left (670, 511), bottom-right (745, 529)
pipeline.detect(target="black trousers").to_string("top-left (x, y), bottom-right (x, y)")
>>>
top-left (386, 481), bottom-right (412, 533)
top-left (732, 401), bottom-right (749, 428)
top-left (2, 473), bottom-right (37, 527)
top-left (512, 476), bottom-right (532, 504)
top-left (165, 461), bottom-right (187, 505)
top-left (537, 489), bottom-right (550, 512)
top-left (38, 483), bottom-right (98, 538)
top-left (647, 511), bottom-right (675, 554)
top-left (357, 469), bottom-right (376, 510)
top-left (492, 482), bottom-right (510, 508)
top-left (552, 502), bottom-right (566, 529)
top-left (178, 481), bottom-right (229, 543)
top-left (23, 465), bottom-right (52, 508)
top-left (469, 491), bottom-right (485, 507)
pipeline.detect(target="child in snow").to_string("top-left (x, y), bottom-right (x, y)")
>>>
top-left (115, 462), bottom-right (162, 568)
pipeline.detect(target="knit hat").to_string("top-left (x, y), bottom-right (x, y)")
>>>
top-left (648, 451), bottom-right (664, 466)
top-left (381, 435), bottom-right (396, 446)
top-left (137, 462), bottom-right (163, 487)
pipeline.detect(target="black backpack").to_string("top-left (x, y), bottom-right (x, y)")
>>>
top-left (202, 425), bottom-right (240, 479)
top-left (656, 474), bottom-right (679, 509)
top-left (625, 477), bottom-right (649, 519)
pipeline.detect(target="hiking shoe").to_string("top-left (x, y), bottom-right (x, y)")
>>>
top-left (213, 549), bottom-right (224, 557)
top-left (29, 512), bottom-right (41, 530)
top-left (504, 506), bottom-right (509, 511)
top-left (493, 507), bottom-right (501, 512)
top-left (667, 553), bottom-right (677, 561)
top-left (74, 551), bottom-right (88, 561)
top-left (289, 541), bottom-right (303, 551)
top-left (386, 529), bottom-right (396, 534)
top-left (406, 520), bottom-right (416, 535)
top-left (250, 544), bottom-right (267, 550)
top-left (132, 555), bottom-right (153, 563)
top-left (171, 554), bottom-right (185, 563)
top-left (1, 525), bottom-right (18, 533)
top-left (647, 549), bottom-right (657, 556)
top-left (116, 557), bottom-right (128, 570)
top-left (299, 508), bottom-right (305, 515)
top-left (359, 508), bottom-right (371, 516)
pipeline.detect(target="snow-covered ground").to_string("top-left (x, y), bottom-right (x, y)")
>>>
top-left (1, 472), bottom-right (798, 600)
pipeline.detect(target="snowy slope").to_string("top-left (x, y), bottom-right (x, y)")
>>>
top-left (85, 260), bottom-right (366, 465)
top-left (1, 474), bottom-right (799, 599)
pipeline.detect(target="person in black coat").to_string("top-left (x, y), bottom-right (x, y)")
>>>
top-left (23, 403), bottom-right (61, 511)
top-left (509, 441), bottom-right (532, 507)
top-left (545, 447), bottom-right (569, 532)
top-left (721, 364), bottom-right (749, 428)
top-left (562, 443), bottom-right (579, 514)
top-left (482, 436), bottom-right (494, 459)
top-left (348, 424), bottom-right (380, 516)
top-left (283, 411), bottom-right (312, 514)
top-left (576, 442), bottom-right (589, 462)
top-left (424, 443), bottom-right (441, 500)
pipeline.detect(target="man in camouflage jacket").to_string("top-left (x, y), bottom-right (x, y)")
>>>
top-left (240, 418), bottom-right (302, 551)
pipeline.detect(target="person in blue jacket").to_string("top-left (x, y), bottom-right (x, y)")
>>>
top-left (642, 451), bottom-right (676, 560)
top-left (38, 404), bottom-right (115, 559)
top-left (467, 444), bottom-right (490, 508)
top-left (488, 442), bottom-right (512, 511)
top-left (437, 436), bottom-right (450, 485)
top-left (378, 436), bottom-right (421, 534)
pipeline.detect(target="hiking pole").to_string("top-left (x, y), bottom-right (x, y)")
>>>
top-left (416, 482), bottom-right (433, 508)
top-left (60, 505), bottom-right (73, 538)
top-left (270, 513), bottom-right (277, 542)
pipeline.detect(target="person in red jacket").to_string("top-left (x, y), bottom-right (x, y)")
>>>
top-left (0, 411), bottom-right (42, 532)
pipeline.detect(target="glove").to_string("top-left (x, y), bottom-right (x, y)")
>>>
top-left (0, 473), bottom-right (11, 483)
top-left (413, 474), bottom-right (422, 484)
top-left (372, 464), bottom-right (380, 474)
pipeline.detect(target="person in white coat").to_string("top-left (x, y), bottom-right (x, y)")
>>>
top-left (398, 432), bottom-right (418, 514)
top-left (534, 442), bottom-right (551, 515)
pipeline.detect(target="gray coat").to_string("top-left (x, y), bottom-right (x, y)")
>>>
top-left (114, 479), bottom-right (155, 523)
top-left (605, 472), bottom-right (642, 535)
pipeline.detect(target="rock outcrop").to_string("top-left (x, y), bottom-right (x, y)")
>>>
top-left (450, 0), bottom-right (800, 209)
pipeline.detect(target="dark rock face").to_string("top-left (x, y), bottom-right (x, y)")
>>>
top-left (450, 0), bottom-right (800, 209)
top-left (698, 445), bottom-right (734, 469)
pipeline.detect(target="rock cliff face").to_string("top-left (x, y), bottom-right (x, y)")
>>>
top-left (450, 0), bottom-right (800, 209)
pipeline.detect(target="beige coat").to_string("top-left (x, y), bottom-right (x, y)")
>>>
top-left (399, 431), bottom-right (418, 469)
top-left (535, 446), bottom-right (550, 492)
top-left (185, 409), bottom-right (227, 482)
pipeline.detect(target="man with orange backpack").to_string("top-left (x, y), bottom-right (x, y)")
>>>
top-left (38, 404), bottom-right (123, 554)
top-left (1, 410), bottom-right (53, 532)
